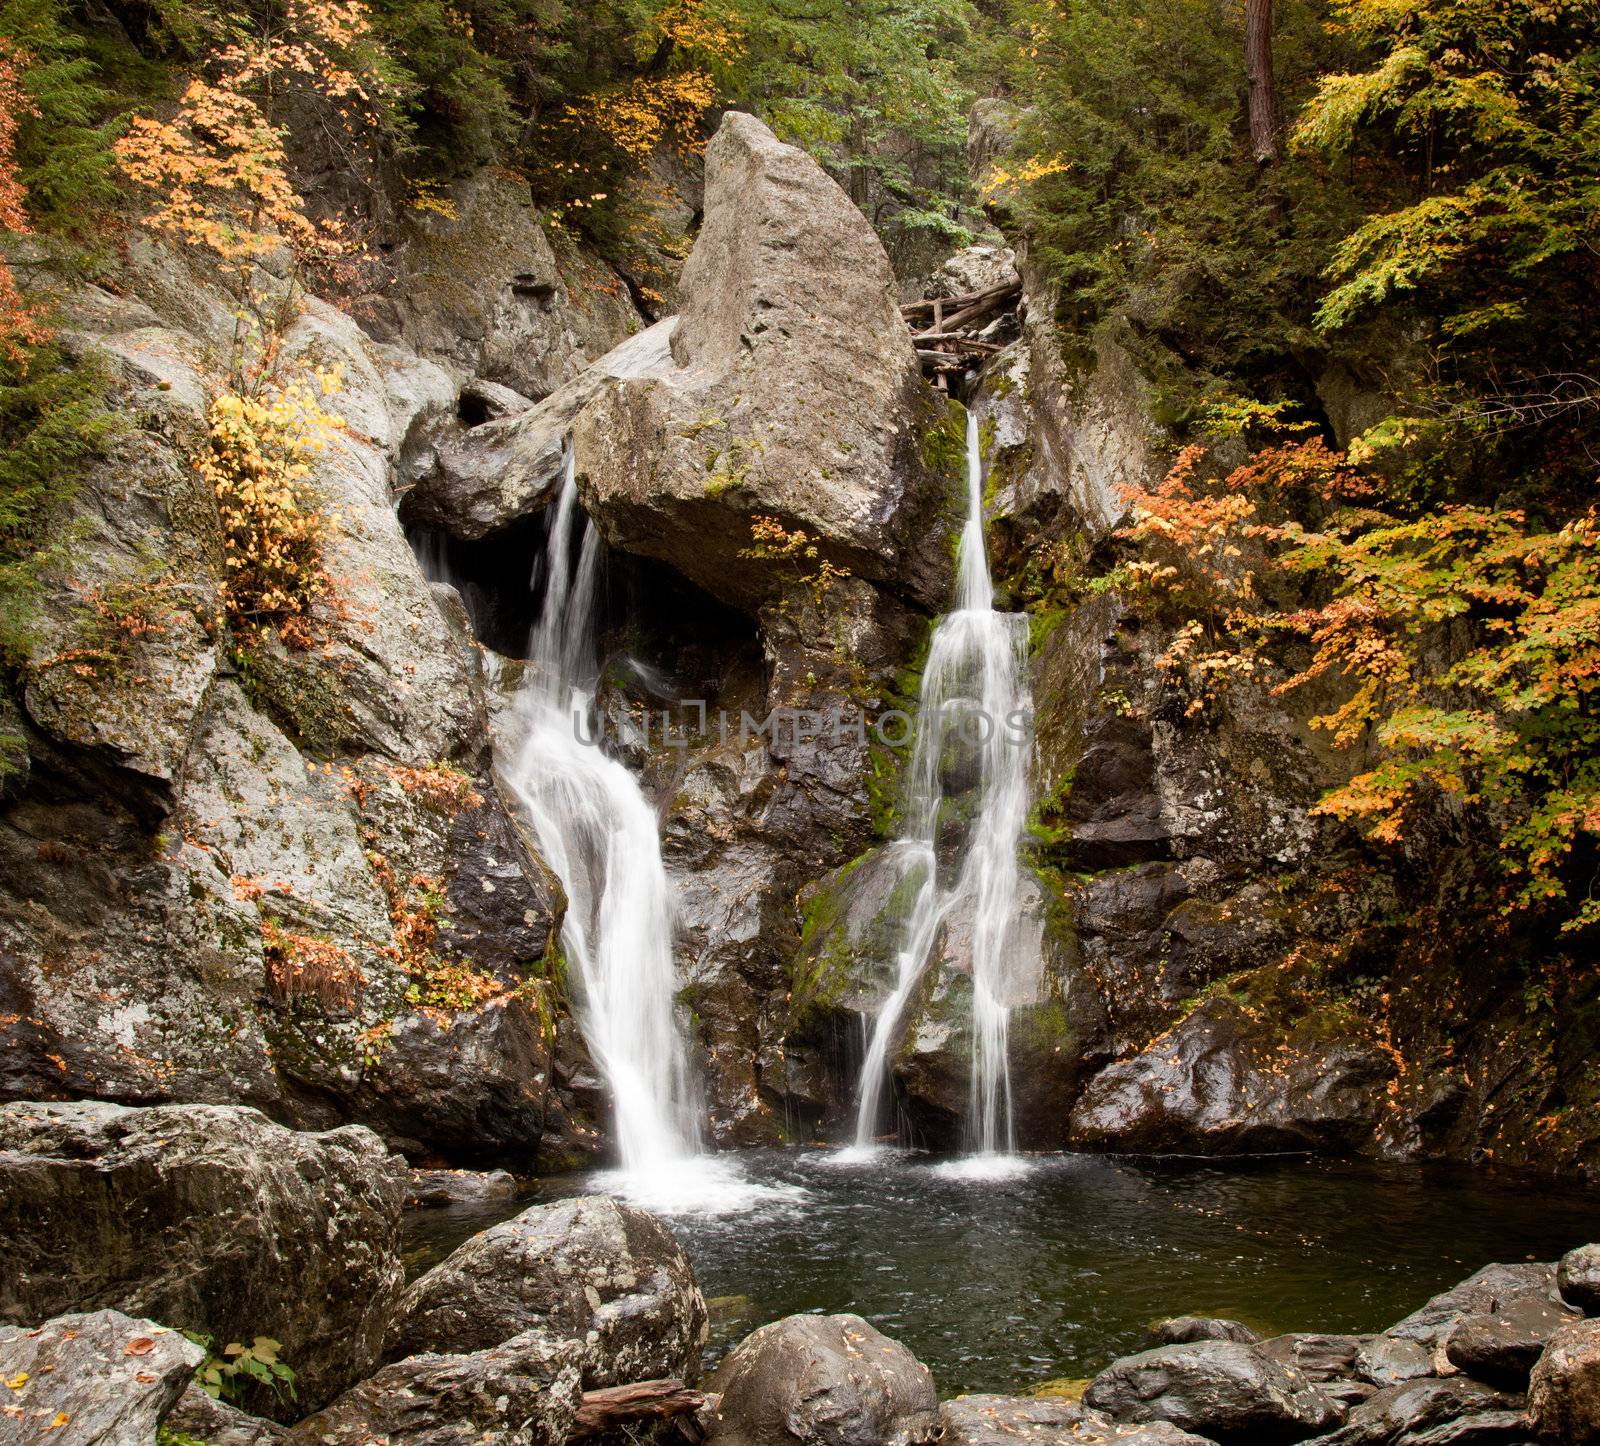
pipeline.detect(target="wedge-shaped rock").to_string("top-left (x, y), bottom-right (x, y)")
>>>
top-left (288, 1330), bottom-right (582, 1446)
top-left (1084, 1340), bottom-right (1340, 1445)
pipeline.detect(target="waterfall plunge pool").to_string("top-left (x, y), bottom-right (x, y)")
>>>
top-left (403, 1147), bottom-right (1599, 1395)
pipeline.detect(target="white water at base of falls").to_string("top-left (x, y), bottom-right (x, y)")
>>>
top-left (500, 455), bottom-right (793, 1216)
top-left (849, 410), bottom-right (1035, 1164)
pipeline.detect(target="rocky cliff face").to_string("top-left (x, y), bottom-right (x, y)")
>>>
top-left (406, 111), bottom-right (962, 1145)
top-left (0, 179), bottom-right (660, 1165)
top-left (884, 100), bottom-right (1600, 1173)
top-left (2, 89), bottom-right (1589, 1175)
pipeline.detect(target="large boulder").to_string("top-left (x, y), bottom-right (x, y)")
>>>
top-left (1312, 1377), bottom-right (1519, 1446)
top-left (1529, 1318), bottom-right (1600, 1444)
top-left (385, 1195), bottom-right (706, 1387)
top-left (1387, 1263), bottom-right (1561, 1350)
top-left (1083, 1340), bottom-right (1341, 1445)
top-left (704, 1313), bottom-right (939, 1446)
top-left (573, 111), bottom-right (955, 618)
top-left (1068, 998), bottom-right (1396, 1155)
top-left (0, 1101), bottom-right (405, 1415)
top-left (1445, 1294), bottom-right (1581, 1388)
top-left (0, 1310), bottom-right (202, 1446)
top-left (288, 1331), bottom-right (583, 1446)
top-left (400, 317), bottom-right (677, 539)
top-left (1560, 1246), bottom-right (1600, 1315)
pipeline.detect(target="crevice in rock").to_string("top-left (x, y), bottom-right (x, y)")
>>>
top-left (408, 506), bottom-right (765, 706)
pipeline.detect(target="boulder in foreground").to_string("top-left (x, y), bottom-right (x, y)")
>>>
top-left (287, 1330), bottom-right (584, 1446)
top-left (385, 1195), bottom-right (706, 1387)
top-left (0, 1101), bottom-right (405, 1415)
top-left (1529, 1318), bottom-right (1600, 1444)
top-left (705, 1313), bottom-right (939, 1446)
top-left (0, 1310), bottom-right (201, 1446)
top-left (1084, 1339), bottom-right (1340, 1444)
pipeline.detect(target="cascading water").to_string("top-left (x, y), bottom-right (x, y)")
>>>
top-left (502, 453), bottom-right (701, 1173)
top-left (493, 453), bottom-right (798, 1215)
top-left (850, 410), bottom-right (1034, 1165)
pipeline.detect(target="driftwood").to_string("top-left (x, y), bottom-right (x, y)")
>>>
top-left (903, 282), bottom-right (1022, 388)
top-left (570, 1379), bottom-right (705, 1438)
top-left (900, 280), bottom-right (1020, 324)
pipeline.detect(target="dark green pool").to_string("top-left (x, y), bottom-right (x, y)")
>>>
top-left (403, 1148), bottom-right (1599, 1395)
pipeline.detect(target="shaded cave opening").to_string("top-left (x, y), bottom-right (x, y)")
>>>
top-left (407, 503), bottom-right (766, 716)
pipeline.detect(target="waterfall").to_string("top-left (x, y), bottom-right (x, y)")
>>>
top-left (851, 410), bottom-right (1034, 1161)
top-left (502, 452), bottom-right (700, 1172)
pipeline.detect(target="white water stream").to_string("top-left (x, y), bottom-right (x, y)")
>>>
top-left (498, 456), bottom-right (794, 1213)
top-left (849, 411), bottom-right (1034, 1166)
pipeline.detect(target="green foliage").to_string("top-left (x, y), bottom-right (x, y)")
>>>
top-left (0, 0), bottom-right (122, 228)
top-left (710, 0), bottom-right (980, 259)
top-left (183, 1331), bottom-right (297, 1406)
top-left (1120, 436), bottom-right (1600, 937)
top-left (994, 0), bottom-right (1360, 411)
top-left (1294, 0), bottom-right (1600, 492)
top-left (0, 345), bottom-right (113, 666)
top-left (367, 0), bottom-right (555, 166)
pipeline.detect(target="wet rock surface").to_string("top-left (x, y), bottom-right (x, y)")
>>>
top-left (941, 1394), bottom-right (1215, 1446)
top-left (1561, 1245), bottom-right (1600, 1314)
top-left (1067, 998), bottom-right (1396, 1156)
top-left (407, 1167), bottom-right (521, 1209)
top-left (0, 1101), bottom-right (405, 1415)
top-left (1084, 1340), bottom-right (1341, 1444)
top-left (165, 1386), bottom-right (291, 1446)
top-left (1445, 1294), bottom-right (1581, 1388)
top-left (705, 1313), bottom-right (940, 1446)
top-left (386, 1195), bottom-right (707, 1388)
top-left (1528, 1317), bottom-right (1600, 1444)
top-left (287, 1330), bottom-right (584, 1446)
top-left (1310, 1377), bottom-right (1519, 1446)
top-left (1388, 1264), bottom-right (1563, 1350)
top-left (1155, 1319), bottom-right (1263, 1347)
top-left (0, 1310), bottom-right (201, 1446)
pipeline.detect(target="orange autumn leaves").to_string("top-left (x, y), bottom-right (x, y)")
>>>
top-left (0, 41), bottom-right (45, 362)
top-left (565, 1), bottom-right (742, 162)
top-left (114, 0), bottom-right (396, 269)
top-left (1119, 438), bottom-right (1600, 933)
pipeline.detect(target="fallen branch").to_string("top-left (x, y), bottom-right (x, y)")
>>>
top-left (900, 280), bottom-right (1020, 322)
top-left (570, 1380), bottom-right (705, 1438)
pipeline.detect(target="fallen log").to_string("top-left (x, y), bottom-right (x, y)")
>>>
top-left (913, 290), bottom-right (1020, 341)
top-left (569, 1379), bottom-right (705, 1438)
top-left (900, 280), bottom-right (1020, 321)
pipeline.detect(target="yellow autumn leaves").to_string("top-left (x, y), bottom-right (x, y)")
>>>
top-left (198, 366), bottom-right (345, 648)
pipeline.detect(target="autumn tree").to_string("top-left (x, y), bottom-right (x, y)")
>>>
top-left (1294, 0), bottom-right (1600, 492)
top-left (115, 0), bottom-right (402, 381)
top-left (0, 42), bottom-right (42, 363)
top-left (1117, 429), bottom-right (1600, 937)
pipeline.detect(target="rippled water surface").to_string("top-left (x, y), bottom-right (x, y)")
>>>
top-left (404, 1148), bottom-right (1600, 1395)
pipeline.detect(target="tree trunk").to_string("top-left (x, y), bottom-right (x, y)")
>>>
top-left (1246, 0), bottom-right (1281, 165)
